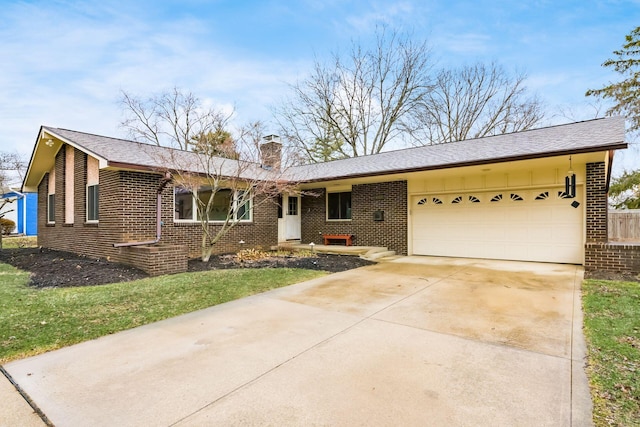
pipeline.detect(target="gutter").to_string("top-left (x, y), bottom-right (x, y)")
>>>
top-left (289, 143), bottom-right (629, 184)
top-left (605, 149), bottom-right (615, 193)
top-left (113, 173), bottom-right (172, 248)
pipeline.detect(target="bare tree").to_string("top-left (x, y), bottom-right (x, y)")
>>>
top-left (0, 151), bottom-right (27, 189)
top-left (121, 88), bottom-right (298, 261)
top-left (274, 27), bottom-right (434, 162)
top-left (120, 87), bottom-right (233, 151)
top-left (411, 62), bottom-right (544, 144)
top-left (165, 121), bottom-right (296, 262)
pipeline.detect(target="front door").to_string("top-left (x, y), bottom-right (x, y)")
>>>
top-left (284, 195), bottom-right (301, 240)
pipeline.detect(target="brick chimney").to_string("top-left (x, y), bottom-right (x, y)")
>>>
top-left (260, 135), bottom-right (282, 171)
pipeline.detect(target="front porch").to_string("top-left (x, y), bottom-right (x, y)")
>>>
top-left (277, 241), bottom-right (399, 261)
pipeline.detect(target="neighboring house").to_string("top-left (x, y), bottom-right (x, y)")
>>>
top-left (0, 189), bottom-right (37, 236)
top-left (22, 117), bottom-right (638, 276)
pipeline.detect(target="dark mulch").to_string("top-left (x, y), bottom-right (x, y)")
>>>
top-left (0, 248), bottom-right (148, 288)
top-left (584, 270), bottom-right (640, 283)
top-left (188, 252), bottom-right (375, 273)
top-left (0, 248), bottom-right (374, 288)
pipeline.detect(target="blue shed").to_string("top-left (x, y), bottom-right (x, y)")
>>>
top-left (0, 190), bottom-right (37, 236)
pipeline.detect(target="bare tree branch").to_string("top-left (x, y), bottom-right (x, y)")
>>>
top-left (274, 26), bottom-right (434, 162)
top-left (411, 62), bottom-right (544, 145)
top-left (120, 87), bottom-right (234, 151)
top-left (121, 88), bottom-right (301, 261)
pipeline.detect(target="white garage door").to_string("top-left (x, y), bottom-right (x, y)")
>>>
top-left (411, 188), bottom-right (583, 264)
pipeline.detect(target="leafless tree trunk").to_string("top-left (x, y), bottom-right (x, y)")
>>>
top-left (411, 62), bottom-right (544, 144)
top-left (165, 123), bottom-right (296, 262)
top-left (274, 27), bottom-right (434, 162)
top-left (121, 88), bottom-right (299, 261)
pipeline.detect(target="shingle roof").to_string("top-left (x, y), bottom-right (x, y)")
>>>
top-left (42, 127), bottom-right (272, 181)
top-left (285, 116), bottom-right (627, 182)
top-left (39, 117), bottom-right (626, 185)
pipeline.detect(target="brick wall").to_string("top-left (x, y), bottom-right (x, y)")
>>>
top-left (586, 162), bottom-right (608, 242)
top-left (38, 144), bottom-right (278, 272)
top-left (163, 191), bottom-right (278, 259)
top-left (120, 244), bottom-right (188, 276)
top-left (584, 161), bottom-right (640, 275)
top-left (301, 181), bottom-right (408, 254)
top-left (585, 242), bottom-right (640, 274)
top-left (38, 148), bottom-right (125, 261)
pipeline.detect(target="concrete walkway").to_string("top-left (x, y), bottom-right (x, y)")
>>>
top-left (3, 257), bottom-right (592, 426)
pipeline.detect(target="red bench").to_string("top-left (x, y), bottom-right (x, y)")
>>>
top-left (323, 234), bottom-right (354, 246)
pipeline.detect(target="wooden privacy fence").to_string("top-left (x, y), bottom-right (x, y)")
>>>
top-left (609, 210), bottom-right (640, 242)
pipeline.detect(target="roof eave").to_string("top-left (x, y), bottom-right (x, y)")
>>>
top-left (295, 143), bottom-right (628, 183)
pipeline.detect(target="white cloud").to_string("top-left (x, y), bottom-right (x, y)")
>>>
top-left (0, 0), bottom-right (306, 155)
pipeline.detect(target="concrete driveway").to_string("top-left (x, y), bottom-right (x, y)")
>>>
top-left (3, 256), bottom-right (592, 426)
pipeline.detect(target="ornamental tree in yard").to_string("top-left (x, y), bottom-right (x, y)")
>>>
top-left (121, 88), bottom-right (300, 261)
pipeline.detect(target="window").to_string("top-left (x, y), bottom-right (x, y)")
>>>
top-left (47, 194), bottom-right (55, 223)
top-left (86, 156), bottom-right (99, 222)
top-left (327, 191), bottom-right (351, 220)
top-left (199, 188), bottom-right (232, 220)
top-left (235, 190), bottom-right (251, 221)
top-left (174, 186), bottom-right (252, 222)
top-left (47, 168), bottom-right (55, 223)
top-left (87, 185), bottom-right (99, 221)
top-left (468, 195), bottom-right (480, 203)
top-left (287, 196), bottom-right (298, 216)
top-left (174, 187), bottom-right (194, 220)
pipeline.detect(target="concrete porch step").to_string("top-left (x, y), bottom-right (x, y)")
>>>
top-left (283, 243), bottom-right (387, 257)
top-left (362, 250), bottom-right (397, 260)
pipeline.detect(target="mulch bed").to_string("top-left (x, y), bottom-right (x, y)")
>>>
top-left (0, 248), bottom-right (374, 288)
top-left (584, 270), bottom-right (640, 282)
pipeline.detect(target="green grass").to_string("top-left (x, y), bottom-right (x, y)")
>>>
top-left (0, 263), bottom-right (325, 364)
top-left (582, 279), bottom-right (640, 426)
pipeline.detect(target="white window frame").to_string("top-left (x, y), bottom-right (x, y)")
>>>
top-left (326, 191), bottom-right (352, 221)
top-left (86, 184), bottom-right (99, 223)
top-left (173, 186), bottom-right (253, 223)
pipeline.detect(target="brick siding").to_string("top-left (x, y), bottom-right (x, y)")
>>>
top-left (585, 242), bottom-right (640, 274)
top-left (120, 244), bottom-right (188, 276)
top-left (301, 181), bottom-right (408, 254)
top-left (37, 145), bottom-right (279, 274)
top-left (584, 161), bottom-right (640, 275)
top-left (586, 162), bottom-right (608, 242)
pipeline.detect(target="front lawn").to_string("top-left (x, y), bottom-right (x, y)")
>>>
top-left (0, 263), bottom-right (325, 364)
top-left (582, 279), bottom-right (640, 426)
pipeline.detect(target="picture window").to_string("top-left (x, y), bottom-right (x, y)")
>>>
top-left (327, 191), bottom-right (351, 220)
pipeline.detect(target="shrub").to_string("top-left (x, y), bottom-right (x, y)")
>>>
top-left (0, 218), bottom-right (15, 235)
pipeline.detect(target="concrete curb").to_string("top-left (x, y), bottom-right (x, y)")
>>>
top-left (0, 366), bottom-right (48, 426)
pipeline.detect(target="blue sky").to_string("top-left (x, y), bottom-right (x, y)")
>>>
top-left (1, 0), bottom-right (639, 176)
